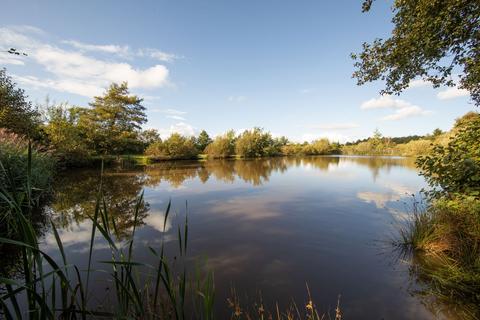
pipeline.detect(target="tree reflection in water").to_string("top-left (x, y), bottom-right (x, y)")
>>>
top-left (49, 156), bottom-right (417, 237)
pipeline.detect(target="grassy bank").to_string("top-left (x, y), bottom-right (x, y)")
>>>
top-left (398, 198), bottom-right (480, 318)
top-left (397, 112), bottom-right (480, 319)
top-left (0, 129), bottom-right (55, 238)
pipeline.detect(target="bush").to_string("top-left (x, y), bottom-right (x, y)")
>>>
top-left (235, 128), bottom-right (280, 158)
top-left (302, 139), bottom-right (335, 155)
top-left (145, 133), bottom-right (198, 160)
top-left (399, 197), bottom-right (480, 316)
top-left (43, 103), bottom-right (92, 166)
top-left (417, 112), bottom-right (480, 198)
top-left (205, 131), bottom-right (236, 158)
top-left (281, 143), bottom-right (304, 156)
top-left (394, 139), bottom-right (433, 156)
top-left (0, 129), bottom-right (56, 236)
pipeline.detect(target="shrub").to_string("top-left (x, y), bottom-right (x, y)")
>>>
top-left (0, 129), bottom-right (56, 236)
top-left (43, 103), bottom-right (92, 166)
top-left (235, 128), bottom-right (280, 158)
top-left (281, 143), bottom-right (304, 155)
top-left (399, 197), bottom-right (480, 315)
top-left (302, 139), bottom-right (334, 155)
top-left (395, 139), bottom-right (433, 156)
top-left (145, 133), bottom-right (198, 160)
top-left (416, 112), bottom-right (480, 198)
top-left (205, 132), bottom-right (236, 158)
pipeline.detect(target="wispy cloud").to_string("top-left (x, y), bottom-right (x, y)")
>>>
top-left (157, 122), bottom-right (196, 138)
top-left (437, 86), bottom-right (469, 100)
top-left (62, 40), bottom-right (130, 56)
top-left (0, 25), bottom-right (174, 97)
top-left (361, 95), bottom-right (432, 121)
top-left (408, 79), bottom-right (430, 88)
top-left (137, 48), bottom-right (180, 62)
top-left (381, 105), bottom-right (432, 121)
top-left (299, 88), bottom-right (314, 94)
top-left (166, 115), bottom-right (186, 121)
top-left (228, 95), bottom-right (247, 102)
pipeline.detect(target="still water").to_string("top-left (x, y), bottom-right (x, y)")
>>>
top-left (35, 156), bottom-right (458, 319)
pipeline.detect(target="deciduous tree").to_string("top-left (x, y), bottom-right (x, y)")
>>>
top-left (353, 0), bottom-right (480, 105)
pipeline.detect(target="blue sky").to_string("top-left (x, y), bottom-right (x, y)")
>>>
top-left (0, 0), bottom-right (474, 142)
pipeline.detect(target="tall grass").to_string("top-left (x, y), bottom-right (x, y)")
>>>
top-left (396, 198), bottom-right (480, 319)
top-left (0, 148), bottom-right (215, 319)
top-left (0, 146), bottom-right (342, 319)
top-left (0, 130), bottom-right (55, 238)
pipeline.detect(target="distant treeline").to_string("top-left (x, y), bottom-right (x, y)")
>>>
top-left (145, 128), bottom-right (342, 160)
top-left (341, 128), bottom-right (447, 157)
top-left (0, 68), bottom-right (467, 166)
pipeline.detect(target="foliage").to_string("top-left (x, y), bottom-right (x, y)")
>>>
top-left (302, 139), bottom-right (338, 155)
top-left (42, 102), bottom-right (91, 166)
top-left (204, 130), bottom-right (236, 159)
top-left (416, 112), bottom-right (480, 198)
top-left (342, 130), bottom-right (395, 155)
top-left (353, 0), bottom-right (480, 106)
top-left (394, 139), bottom-right (433, 157)
top-left (0, 129), bottom-right (55, 237)
top-left (0, 162), bottom-right (215, 319)
top-left (281, 143), bottom-right (305, 156)
top-left (0, 68), bottom-right (40, 137)
top-left (80, 82), bottom-right (147, 155)
top-left (235, 128), bottom-right (281, 158)
top-left (145, 133), bottom-right (199, 160)
top-left (139, 129), bottom-right (161, 150)
top-left (196, 130), bottom-right (213, 153)
top-left (398, 197), bottom-right (480, 318)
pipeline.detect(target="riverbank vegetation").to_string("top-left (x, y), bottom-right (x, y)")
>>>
top-left (397, 112), bottom-right (480, 318)
top-left (0, 129), bottom-right (55, 238)
top-left (1, 67), bottom-right (461, 170)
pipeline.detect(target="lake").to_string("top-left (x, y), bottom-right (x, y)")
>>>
top-left (28, 156), bottom-right (463, 318)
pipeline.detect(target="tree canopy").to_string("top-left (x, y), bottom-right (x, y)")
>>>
top-left (0, 68), bottom-right (40, 137)
top-left (353, 0), bottom-right (480, 105)
top-left (82, 82), bottom-right (146, 154)
top-left (196, 130), bottom-right (213, 153)
top-left (417, 112), bottom-right (480, 198)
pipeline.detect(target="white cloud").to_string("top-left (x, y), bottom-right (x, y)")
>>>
top-left (0, 26), bottom-right (173, 97)
top-left (408, 79), bottom-right (430, 88)
top-left (13, 74), bottom-right (104, 97)
top-left (62, 40), bottom-right (130, 56)
top-left (361, 95), bottom-right (411, 110)
top-left (228, 95), bottom-right (247, 102)
top-left (0, 54), bottom-right (25, 65)
top-left (167, 115), bottom-right (186, 121)
top-left (299, 88), bottom-right (314, 94)
top-left (381, 105), bottom-right (432, 121)
top-left (437, 86), bottom-right (469, 100)
top-left (157, 122), bottom-right (196, 138)
top-left (361, 95), bottom-right (432, 121)
top-left (138, 48), bottom-right (179, 62)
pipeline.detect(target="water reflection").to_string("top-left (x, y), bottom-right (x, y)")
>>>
top-left (141, 156), bottom-right (415, 189)
top-left (35, 156), bottom-right (470, 319)
top-left (51, 168), bottom-right (150, 239)
top-left (50, 156), bottom-right (417, 234)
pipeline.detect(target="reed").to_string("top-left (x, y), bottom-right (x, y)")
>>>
top-left (396, 198), bottom-right (480, 319)
top-left (0, 147), bottom-right (214, 319)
